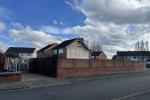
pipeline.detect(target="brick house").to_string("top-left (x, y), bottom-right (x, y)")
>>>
top-left (37, 43), bottom-right (57, 58)
top-left (117, 51), bottom-right (150, 61)
top-left (52, 38), bottom-right (91, 59)
top-left (91, 52), bottom-right (107, 59)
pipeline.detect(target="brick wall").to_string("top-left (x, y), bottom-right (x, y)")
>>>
top-left (99, 52), bottom-right (107, 59)
top-left (4, 58), bottom-right (8, 70)
top-left (0, 73), bottom-right (21, 82)
top-left (57, 59), bottom-right (146, 78)
top-left (44, 44), bottom-right (57, 57)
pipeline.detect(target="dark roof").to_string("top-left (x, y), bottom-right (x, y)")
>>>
top-left (117, 51), bottom-right (150, 56)
top-left (52, 38), bottom-right (79, 50)
top-left (92, 52), bottom-right (103, 56)
top-left (38, 43), bottom-right (57, 52)
top-left (5, 47), bottom-right (36, 54)
top-left (112, 55), bottom-right (117, 60)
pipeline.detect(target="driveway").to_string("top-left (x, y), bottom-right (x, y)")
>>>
top-left (21, 73), bottom-right (54, 81)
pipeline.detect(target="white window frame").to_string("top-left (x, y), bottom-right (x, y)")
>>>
top-left (59, 48), bottom-right (63, 53)
top-left (53, 49), bottom-right (57, 54)
top-left (27, 53), bottom-right (32, 56)
top-left (20, 53), bottom-right (25, 56)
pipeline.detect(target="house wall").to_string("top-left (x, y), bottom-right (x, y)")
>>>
top-left (66, 41), bottom-right (90, 59)
top-left (118, 56), bottom-right (150, 61)
top-left (56, 59), bottom-right (146, 78)
top-left (99, 52), bottom-right (107, 59)
top-left (32, 49), bottom-right (37, 58)
top-left (44, 44), bottom-right (57, 57)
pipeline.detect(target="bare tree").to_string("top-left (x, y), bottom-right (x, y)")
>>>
top-left (134, 40), bottom-right (149, 51)
top-left (84, 39), bottom-right (103, 52)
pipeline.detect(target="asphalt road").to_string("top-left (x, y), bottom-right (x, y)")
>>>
top-left (1, 71), bottom-right (150, 100)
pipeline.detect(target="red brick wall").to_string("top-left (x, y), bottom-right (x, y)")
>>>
top-left (0, 73), bottom-right (21, 82)
top-left (44, 44), bottom-right (57, 57)
top-left (4, 58), bottom-right (8, 70)
top-left (99, 52), bottom-right (107, 59)
top-left (56, 59), bottom-right (146, 78)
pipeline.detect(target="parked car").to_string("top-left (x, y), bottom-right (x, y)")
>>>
top-left (146, 64), bottom-right (150, 68)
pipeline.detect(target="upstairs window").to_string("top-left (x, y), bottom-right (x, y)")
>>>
top-left (53, 49), bottom-right (57, 54)
top-left (92, 56), bottom-right (94, 59)
top-left (59, 49), bottom-right (63, 53)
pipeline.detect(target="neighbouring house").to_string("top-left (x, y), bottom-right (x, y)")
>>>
top-left (91, 51), bottom-right (107, 59)
top-left (52, 38), bottom-right (91, 59)
top-left (37, 43), bottom-right (57, 58)
top-left (5, 47), bottom-right (37, 59)
top-left (112, 55), bottom-right (117, 60)
top-left (117, 51), bottom-right (150, 61)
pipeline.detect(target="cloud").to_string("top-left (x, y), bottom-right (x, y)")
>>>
top-left (0, 41), bottom-right (10, 52)
top-left (66, 0), bottom-right (150, 59)
top-left (0, 20), bottom-right (6, 33)
top-left (9, 24), bottom-right (65, 49)
top-left (52, 20), bottom-right (58, 25)
top-left (40, 26), bottom-right (75, 34)
top-left (0, 7), bottom-right (12, 19)
top-left (11, 22), bottom-right (24, 29)
top-left (60, 22), bottom-right (65, 26)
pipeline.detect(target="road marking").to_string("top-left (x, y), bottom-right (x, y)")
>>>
top-left (112, 89), bottom-right (150, 100)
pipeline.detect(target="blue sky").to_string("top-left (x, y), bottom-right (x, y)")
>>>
top-left (0, 0), bottom-right (150, 59)
top-left (0, 0), bottom-right (85, 46)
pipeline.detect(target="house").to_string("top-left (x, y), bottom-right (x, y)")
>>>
top-left (112, 55), bottom-right (117, 60)
top-left (5, 47), bottom-right (37, 59)
top-left (52, 38), bottom-right (91, 59)
top-left (37, 43), bottom-right (57, 58)
top-left (117, 51), bottom-right (150, 61)
top-left (91, 51), bottom-right (107, 59)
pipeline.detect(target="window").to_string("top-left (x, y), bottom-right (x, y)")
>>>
top-left (145, 57), bottom-right (147, 60)
top-left (96, 56), bottom-right (99, 59)
top-left (119, 56), bottom-right (122, 59)
top-left (59, 49), bottom-right (63, 53)
top-left (20, 53), bottom-right (25, 56)
top-left (53, 49), bottom-right (57, 54)
top-left (139, 57), bottom-right (142, 60)
top-left (92, 56), bottom-right (94, 59)
top-left (27, 53), bottom-right (32, 56)
top-left (132, 56), bottom-right (137, 59)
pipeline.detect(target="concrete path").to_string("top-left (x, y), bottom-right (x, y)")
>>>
top-left (21, 73), bottom-right (53, 81)
top-left (0, 68), bottom-right (150, 91)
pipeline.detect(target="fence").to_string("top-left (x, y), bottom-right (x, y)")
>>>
top-left (57, 59), bottom-right (146, 78)
top-left (29, 57), bottom-right (57, 77)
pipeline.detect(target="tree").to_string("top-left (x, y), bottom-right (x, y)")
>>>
top-left (84, 39), bottom-right (103, 52)
top-left (134, 40), bottom-right (149, 51)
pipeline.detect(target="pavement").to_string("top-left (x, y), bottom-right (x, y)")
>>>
top-left (0, 68), bottom-right (150, 91)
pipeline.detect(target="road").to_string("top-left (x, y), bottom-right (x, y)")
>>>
top-left (1, 71), bottom-right (150, 100)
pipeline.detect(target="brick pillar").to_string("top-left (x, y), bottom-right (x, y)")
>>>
top-left (89, 59), bottom-right (92, 68)
top-left (73, 59), bottom-right (77, 69)
top-left (132, 61), bottom-right (134, 67)
top-left (56, 59), bottom-right (61, 78)
top-left (4, 58), bottom-right (8, 70)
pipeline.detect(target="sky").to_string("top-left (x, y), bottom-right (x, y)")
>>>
top-left (0, 0), bottom-right (150, 59)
